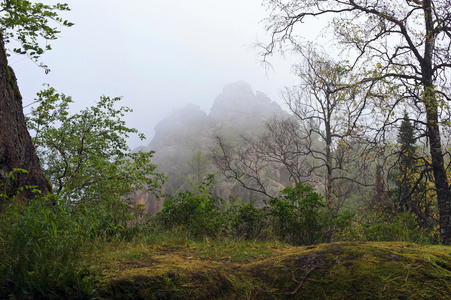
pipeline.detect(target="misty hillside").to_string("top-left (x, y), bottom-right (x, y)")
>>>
top-left (132, 81), bottom-right (290, 214)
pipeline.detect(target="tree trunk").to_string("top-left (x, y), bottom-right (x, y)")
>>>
top-left (426, 100), bottom-right (451, 244)
top-left (325, 130), bottom-right (334, 211)
top-left (0, 34), bottom-right (50, 203)
top-left (422, 0), bottom-right (451, 244)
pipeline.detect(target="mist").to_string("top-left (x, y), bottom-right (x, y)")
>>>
top-left (11, 0), bottom-right (298, 149)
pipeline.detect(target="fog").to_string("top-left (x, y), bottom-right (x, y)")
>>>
top-left (11, 0), bottom-right (303, 149)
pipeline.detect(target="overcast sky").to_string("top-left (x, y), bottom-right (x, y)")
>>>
top-left (11, 0), bottom-right (302, 149)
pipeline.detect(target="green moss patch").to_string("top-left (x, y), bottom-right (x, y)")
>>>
top-left (95, 242), bottom-right (451, 299)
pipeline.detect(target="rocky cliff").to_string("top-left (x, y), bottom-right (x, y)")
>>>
top-left (132, 81), bottom-right (291, 214)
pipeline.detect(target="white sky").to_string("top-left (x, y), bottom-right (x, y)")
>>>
top-left (11, 0), bottom-right (302, 149)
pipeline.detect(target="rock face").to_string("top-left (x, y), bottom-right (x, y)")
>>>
top-left (0, 35), bottom-right (50, 206)
top-left (209, 81), bottom-right (285, 135)
top-left (133, 81), bottom-right (291, 215)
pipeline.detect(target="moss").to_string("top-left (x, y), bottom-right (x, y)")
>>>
top-left (44, 174), bottom-right (53, 194)
top-left (96, 251), bottom-right (250, 299)
top-left (95, 242), bottom-right (451, 299)
top-left (6, 65), bottom-right (21, 97)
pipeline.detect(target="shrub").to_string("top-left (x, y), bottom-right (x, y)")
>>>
top-left (268, 183), bottom-right (328, 245)
top-left (0, 196), bottom-right (98, 299)
top-left (155, 181), bottom-right (355, 245)
top-left (342, 205), bottom-right (440, 244)
top-left (0, 169), bottom-right (138, 298)
top-left (155, 175), bottom-right (226, 238)
top-left (225, 199), bottom-right (268, 240)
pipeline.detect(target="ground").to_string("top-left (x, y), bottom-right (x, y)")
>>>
top-left (89, 240), bottom-right (451, 299)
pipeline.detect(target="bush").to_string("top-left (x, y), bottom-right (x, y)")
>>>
top-left (0, 169), bottom-right (145, 298)
top-left (342, 205), bottom-right (440, 244)
top-left (155, 175), bottom-right (226, 238)
top-left (268, 183), bottom-right (328, 245)
top-left (225, 199), bottom-right (268, 240)
top-left (155, 181), bottom-right (355, 245)
top-left (69, 195), bottom-right (147, 240)
top-left (0, 196), bottom-right (98, 299)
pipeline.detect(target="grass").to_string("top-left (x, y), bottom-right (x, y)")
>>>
top-left (86, 231), bottom-right (451, 299)
top-left (2, 216), bottom-right (450, 299)
top-left (1, 196), bottom-right (448, 299)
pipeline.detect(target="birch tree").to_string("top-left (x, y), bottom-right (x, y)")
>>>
top-left (262, 0), bottom-right (451, 243)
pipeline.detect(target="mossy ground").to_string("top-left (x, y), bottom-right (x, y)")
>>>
top-left (91, 240), bottom-right (451, 299)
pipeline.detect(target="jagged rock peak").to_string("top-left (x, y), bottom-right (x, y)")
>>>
top-left (138, 81), bottom-right (286, 151)
top-left (210, 81), bottom-right (255, 113)
top-left (222, 81), bottom-right (254, 96)
top-left (209, 81), bottom-right (282, 119)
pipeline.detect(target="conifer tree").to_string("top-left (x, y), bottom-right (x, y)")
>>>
top-left (396, 111), bottom-right (417, 211)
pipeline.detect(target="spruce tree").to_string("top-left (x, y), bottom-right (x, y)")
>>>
top-left (396, 111), bottom-right (416, 212)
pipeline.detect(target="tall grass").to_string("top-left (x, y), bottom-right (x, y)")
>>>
top-left (0, 169), bottom-right (156, 298)
top-left (0, 197), bottom-right (99, 299)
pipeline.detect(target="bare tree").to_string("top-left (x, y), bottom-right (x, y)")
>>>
top-left (212, 117), bottom-right (309, 199)
top-left (262, 0), bottom-right (451, 244)
top-left (212, 49), bottom-right (372, 212)
top-left (282, 48), bottom-right (370, 210)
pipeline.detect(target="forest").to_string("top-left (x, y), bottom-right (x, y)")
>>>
top-left (1, 0), bottom-right (451, 299)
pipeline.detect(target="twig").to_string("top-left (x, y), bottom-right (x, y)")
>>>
top-left (290, 267), bottom-right (314, 295)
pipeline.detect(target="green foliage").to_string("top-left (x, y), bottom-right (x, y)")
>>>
top-left (342, 205), bottom-right (440, 244)
top-left (0, 168), bottom-right (159, 298)
top-left (226, 199), bottom-right (268, 240)
top-left (0, 85), bottom-right (169, 297)
top-left (0, 0), bottom-right (73, 72)
top-left (268, 183), bottom-right (328, 245)
top-left (156, 181), bottom-right (352, 245)
top-left (0, 168), bottom-right (38, 205)
top-left (156, 175), bottom-right (225, 238)
top-left (184, 150), bottom-right (210, 193)
top-left (26, 87), bottom-right (166, 225)
top-left (0, 185), bottom-right (98, 298)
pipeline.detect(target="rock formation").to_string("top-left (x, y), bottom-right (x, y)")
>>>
top-left (133, 81), bottom-right (291, 214)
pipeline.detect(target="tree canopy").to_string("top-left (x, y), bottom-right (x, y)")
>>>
top-left (26, 87), bottom-right (166, 209)
top-left (0, 0), bottom-right (73, 68)
top-left (262, 0), bottom-right (451, 243)
top-left (0, 0), bottom-right (73, 203)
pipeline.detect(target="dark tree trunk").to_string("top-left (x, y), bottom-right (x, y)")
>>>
top-left (421, 0), bottom-right (451, 244)
top-left (0, 34), bottom-right (50, 203)
top-left (425, 94), bottom-right (451, 244)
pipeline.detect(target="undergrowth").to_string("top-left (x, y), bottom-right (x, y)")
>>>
top-left (0, 172), bottom-right (443, 299)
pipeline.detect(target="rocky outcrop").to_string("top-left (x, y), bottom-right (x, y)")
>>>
top-left (209, 81), bottom-right (285, 137)
top-left (133, 81), bottom-right (291, 214)
top-left (0, 35), bottom-right (50, 205)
